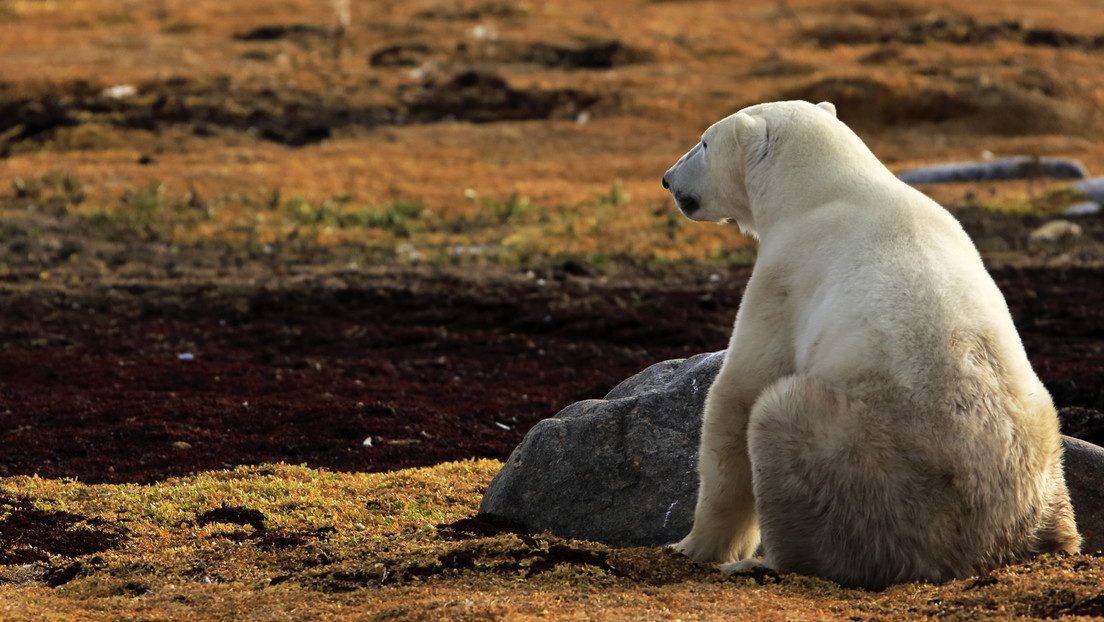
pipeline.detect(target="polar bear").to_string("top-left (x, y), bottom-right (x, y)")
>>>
top-left (661, 100), bottom-right (1080, 590)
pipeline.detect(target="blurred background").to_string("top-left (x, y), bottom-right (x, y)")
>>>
top-left (3, 0), bottom-right (1104, 265)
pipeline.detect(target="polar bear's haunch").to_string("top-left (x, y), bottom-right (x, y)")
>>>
top-left (662, 100), bottom-right (1080, 590)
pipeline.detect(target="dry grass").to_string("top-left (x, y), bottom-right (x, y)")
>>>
top-left (3, 461), bottom-right (1104, 621)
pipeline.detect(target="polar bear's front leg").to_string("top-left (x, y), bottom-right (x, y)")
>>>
top-left (672, 377), bottom-right (761, 564)
top-left (672, 273), bottom-right (794, 565)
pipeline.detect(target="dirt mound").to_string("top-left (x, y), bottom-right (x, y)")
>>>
top-left (414, 2), bottom-right (528, 21)
top-left (782, 73), bottom-right (1084, 134)
top-left (406, 69), bottom-right (600, 123)
top-left (369, 43), bottom-right (433, 68)
top-left (806, 12), bottom-right (1104, 50)
top-left (371, 38), bottom-right (648, 71)
top-left (232, 23), bottom-right (335, 42)
top-left (518, 40), bottom-right (652, 69)
top-left (0, 493), bottom-right (128, 565)
top-left (793, 10), bottom-right (1102, 135)
top-left (0, 71), bottom-right (604, 151)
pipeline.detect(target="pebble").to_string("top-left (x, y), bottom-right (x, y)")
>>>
top-left (1028, 220), bottom-right (1083, 244)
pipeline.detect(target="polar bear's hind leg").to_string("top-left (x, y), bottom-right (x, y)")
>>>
top-left (746, 375), bottom-right (961, 590)
top-left (1032, 457), bottom-right (1081, 555)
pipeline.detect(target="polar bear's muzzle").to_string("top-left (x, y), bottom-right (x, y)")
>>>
top-left (663, 141), bottom-right (709, 218)
top-left (673, 191), bottom-right (701, 216)
top-left (662, 172), bottom-right (701, 216)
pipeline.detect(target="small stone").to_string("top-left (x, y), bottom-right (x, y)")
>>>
top-left (1028, 219), bottom-right (1082, 245)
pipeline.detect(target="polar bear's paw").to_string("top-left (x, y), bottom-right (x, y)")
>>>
top-left (720, 557), bottom-right (770, 575)
top-left (669, 534), bottom-right (723, 564)
top-left (669, 531), bottom-right (757, 565)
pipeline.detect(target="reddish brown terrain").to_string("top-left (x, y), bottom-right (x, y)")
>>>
top-left (0, 261), bottom-right (744, 483)
top-left (1, 259), bottom-right (1103, 485)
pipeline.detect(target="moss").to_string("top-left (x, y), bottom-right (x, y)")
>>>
top-left (4, 460), bottom-right (1104, 619)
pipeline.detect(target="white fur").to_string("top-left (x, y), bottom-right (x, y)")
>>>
top-left (662, 100), bottom-right (1080, 590)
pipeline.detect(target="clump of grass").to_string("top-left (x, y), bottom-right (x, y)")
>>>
top-left (592, 179), bottom-right (631, 207)
top-left (285, 195), bottom-right (327, 225)
top-left (10, 171), bottom-right (86, 216)
top-left (954, 184), bottom-right (1087, 215)
top-left (12, 177), bottom-right (42, 199)
top-left (49, 180), bottom-right (217, 245)
top-left (1030, 185), bottom-right (1092, 215)
top-left (123, 182), bottom-right (165, 216)
top-left (60, 175), bottom-right (86, 205)
top-left (486, 192), bottom-right (530, 223)
top-left (441, 191), bottom-right (532, 234)
top-left (286, 196), bottom-right (428, 236)
top-left (363, 199), bottom-right (427, 235)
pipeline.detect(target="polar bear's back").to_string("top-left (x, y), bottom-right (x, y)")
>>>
top-left (775, 177), bottom-right (1047, 425)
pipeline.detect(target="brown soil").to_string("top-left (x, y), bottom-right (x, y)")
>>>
top-left (3, 0), bottom-right (1104, 618)
top-left (1, 254), bottom-right (1103, 486)
top-left (0, 257), bottom-right (743, 484)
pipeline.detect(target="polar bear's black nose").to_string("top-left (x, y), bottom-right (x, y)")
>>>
top-left (662, 175), bottom-right (669, 190)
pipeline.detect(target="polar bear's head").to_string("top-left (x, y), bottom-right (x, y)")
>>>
top-left (661, 100), bottom-right (839, 238)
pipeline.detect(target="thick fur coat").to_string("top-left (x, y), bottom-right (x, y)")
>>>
top-left (661, 100), bottom-right (1080, 590)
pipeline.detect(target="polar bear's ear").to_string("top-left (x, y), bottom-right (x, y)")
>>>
top-left (731, 111), bottom-right (760, 143)
top-left (816, 101), bottom-right (837, 117)
top-left (732, 111), bottom-right (769, 168)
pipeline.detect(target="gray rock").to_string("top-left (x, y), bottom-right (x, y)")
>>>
top-left (478, 351), bottom-right (723, 547)
top-left (1061, 436), bottom-right (1104, 554)
top-left (1074, 176), bottom-right (1104, 205)
top-left (481, 352), bottom-right (1104, 554)
top-left (1059, 406), bottom-right (1104, 447)
top-left (897, 156), bottom-right (1087, 185)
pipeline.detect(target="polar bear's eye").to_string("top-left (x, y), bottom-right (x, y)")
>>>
top-left (701, 140), bottom-right (708, 150)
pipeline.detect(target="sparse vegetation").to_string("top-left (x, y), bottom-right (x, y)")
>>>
top-left (285, 195), bottom-right (428, 235)
top-left (122, 182), bottom-right (165, 216)
top-left (2, 171), bottom-right (761, 269)
top-left (5, 461), bottom-right (1104, 619)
